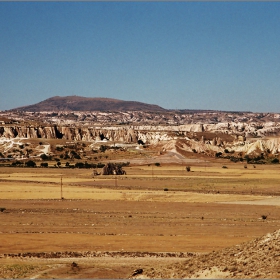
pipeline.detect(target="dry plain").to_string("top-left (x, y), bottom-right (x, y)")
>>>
top-left (1, 160), bottom-right (280, 278)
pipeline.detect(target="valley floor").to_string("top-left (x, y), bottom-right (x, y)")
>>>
top-left (0, 159), bottom-right (280, 278)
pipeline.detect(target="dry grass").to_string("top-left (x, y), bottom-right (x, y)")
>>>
top-left (1, 161), bottom-right (280, 278)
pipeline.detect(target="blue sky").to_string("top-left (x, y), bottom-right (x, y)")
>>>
top-left (0, 2), bottom-right (279, 112)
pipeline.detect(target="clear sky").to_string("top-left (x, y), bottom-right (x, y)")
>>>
top-left (0, 2), bottom-right (279, 112)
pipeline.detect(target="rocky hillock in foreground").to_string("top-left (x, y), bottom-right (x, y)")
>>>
top-left (140, 229), bottom-right (280, 279)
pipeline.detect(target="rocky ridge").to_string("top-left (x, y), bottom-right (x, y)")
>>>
top-left (1, 110), bottom-right (280, 160)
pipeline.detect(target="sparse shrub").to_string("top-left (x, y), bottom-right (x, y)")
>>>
top-left (25, 160), bottom-right (36, 167)
top-left (155, 162), bottom-right (160, 167)
top-left (192, 149), bottom-right (197, 153)
top-left (215, 152), bottom-right (222, 158)
top-left (11, 161), bottom-right (23, 166)
top-left (164, 188), bottom-right (169, 191)
top-left (261, 215), bottom-right (267, 220)
top-left (84, 162), bottom-right (92, 169)
top-left (271, 158), bottom-right (279, 164)
top-left (40, 154), bottom-right (49, 161)
top-left (230, 157), bottom-right (240, 162)
top-left (244, 164), bottom-right (247, 168)
top-left (40, 162), bottom-right (48, 168)
top-left (0, 207), bottom-right (6, 212)
top-left (73, 154), bottom-right (81, 159)
top-left (138, 139), bottom-right (145, 145)
top-left (186, 166), bottom-right (191, 172)
top-left (244, 155), bottom-right (251, 163)
top-left (64, 151), bottom-right (70, 159)
top-left (99, 145), bottom-right (109, 152)
top-left (222, 165), bottom-right (228, 169)
top-left (75, 162), bottom-right (84, 168)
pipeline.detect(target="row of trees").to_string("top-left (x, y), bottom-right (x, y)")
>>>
top-left (10, 160), bottom-right (130, 169)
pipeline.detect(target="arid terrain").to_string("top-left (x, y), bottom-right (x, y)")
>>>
top-left (0, 97), bottom-right (280, 278)
top-left (1, 159), bottom-right (280, 279)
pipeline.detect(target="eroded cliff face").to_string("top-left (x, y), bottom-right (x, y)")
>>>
top-left (1, 122), bottom-right (280, 157)
top-left (1, 122), bottom-right (280, 141)
top-left (170, 137), bottom-right (280, 157)
top-left (0, 125), bottom-right (140, 142)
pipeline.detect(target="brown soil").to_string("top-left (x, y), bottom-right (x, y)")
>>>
top-left (0, 160), bottom-right (280, 278)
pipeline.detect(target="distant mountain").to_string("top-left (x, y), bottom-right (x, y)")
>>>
top-left (12, 96), bottom-right (166, 112)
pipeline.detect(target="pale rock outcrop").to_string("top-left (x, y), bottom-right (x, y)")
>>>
top-left (1, 122), bottom-right (280, 157)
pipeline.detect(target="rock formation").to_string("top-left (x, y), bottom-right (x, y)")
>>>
top-left (1, 110), bottom-right (280, 159)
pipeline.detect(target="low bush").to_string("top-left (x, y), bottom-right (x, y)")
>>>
top-left (25, 160), bottom-right (36, 167)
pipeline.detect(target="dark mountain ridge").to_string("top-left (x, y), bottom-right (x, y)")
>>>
top-left (12, 96), bottom-right (166, 112)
